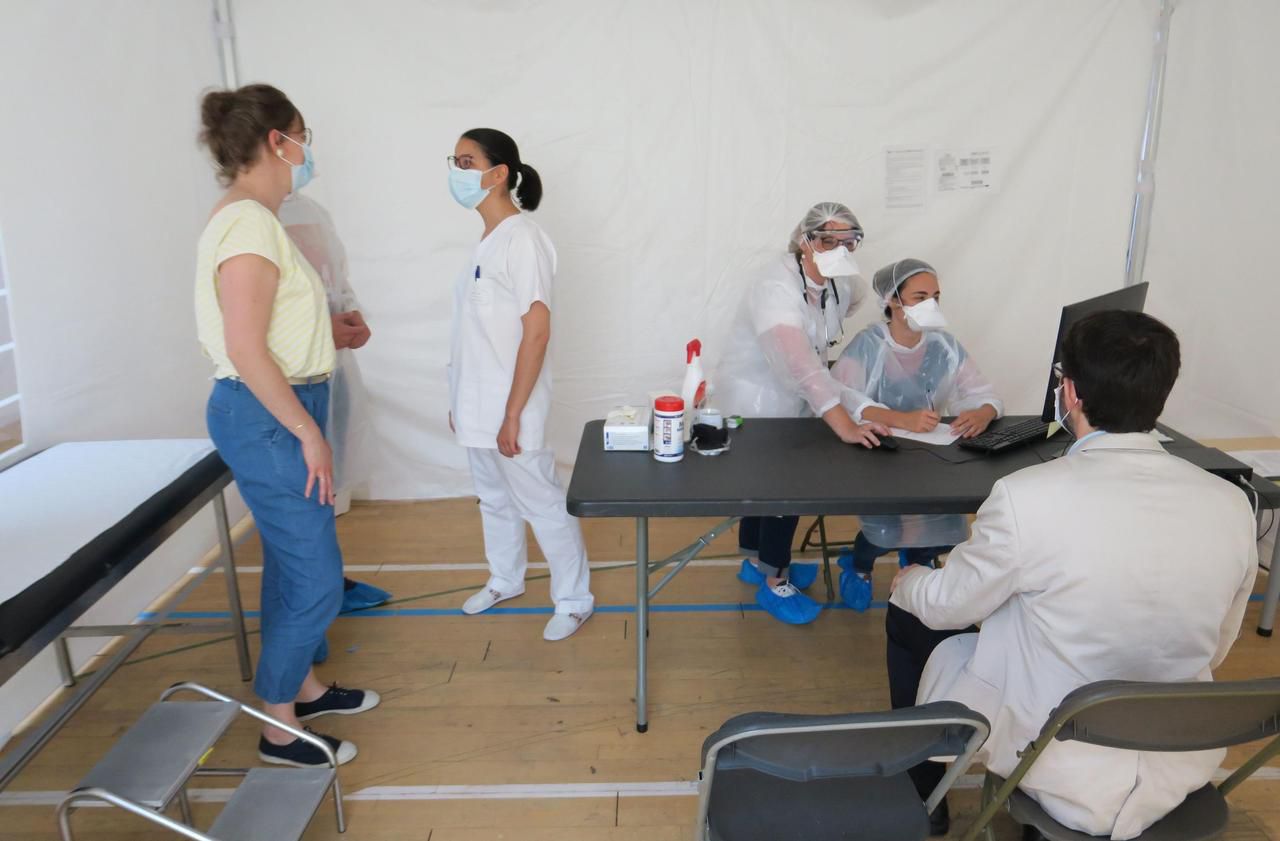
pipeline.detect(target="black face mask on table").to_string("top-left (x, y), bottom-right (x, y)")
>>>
top-left (691, 423), bottom-right (729, 449)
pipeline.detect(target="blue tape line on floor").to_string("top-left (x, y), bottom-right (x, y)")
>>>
top-left (139, 593), bottom-right (1265, 622)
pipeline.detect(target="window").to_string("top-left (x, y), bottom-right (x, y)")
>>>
top-left (0, 231), bottom-right (21, 457)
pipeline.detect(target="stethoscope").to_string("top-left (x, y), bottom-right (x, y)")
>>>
top-left (794, 253), bottom-right (844, 349)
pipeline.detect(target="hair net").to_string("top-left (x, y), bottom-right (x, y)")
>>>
top-left (872, 258), bottom-right (936, 303)
top-left (788, 202), bottom-right (863, 253)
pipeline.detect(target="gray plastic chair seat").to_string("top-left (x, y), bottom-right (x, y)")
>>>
top-left (698, 703), bottom-right (989, 841)
top-left (77, 701), bottom-right (239, 808)
top-left (1005, 782), bottom-right (1227, 841)
top-left (707, 767), bottom-right (929, 841)
top-left (208, 767), bottom-right (335, 841)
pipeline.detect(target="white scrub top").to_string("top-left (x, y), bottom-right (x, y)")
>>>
top-left (714, 254), bottom-right (868, 418)
top-left (448, 213), bottom-right (556, 451)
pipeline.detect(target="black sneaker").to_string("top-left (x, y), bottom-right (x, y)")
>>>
top-left (258, 727), bottom-right (357, 767)
top-left (296, 684), bottom-right (381, 721)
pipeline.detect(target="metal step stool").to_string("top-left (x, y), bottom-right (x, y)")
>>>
top-left (56, 682), bottom-right (344, 841)
top-left (209, 768), bottom-right (336, 841)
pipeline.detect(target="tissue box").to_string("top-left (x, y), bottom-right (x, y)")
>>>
top-left (604, 406), bottom-right (650, 451)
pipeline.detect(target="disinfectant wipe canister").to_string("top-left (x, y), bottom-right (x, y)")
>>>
top-left (653, 395), bottom-right (685, 463)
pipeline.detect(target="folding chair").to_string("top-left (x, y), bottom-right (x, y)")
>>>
top-left (696, 701), bottom-right (990, 841)
top-left (961, 677), bottom-right (1280, 841)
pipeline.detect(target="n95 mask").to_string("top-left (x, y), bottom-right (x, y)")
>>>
top-left (902, 297), bottom-right (947, 332)
top-left (812, 245), bottom-right (859, 278)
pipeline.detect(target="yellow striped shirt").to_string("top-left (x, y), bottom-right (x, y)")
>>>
top-left (195, 200), bottom-right (335, 380)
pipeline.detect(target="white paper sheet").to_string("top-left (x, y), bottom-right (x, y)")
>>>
top-left (885, 147), bottom-right (929, 211)
top-left (889, 423), bottom-right (961, 446)
top-left (1225, 449), bottom-right (1280, 478)
top-left (937, 148), bottom-right (996, 192)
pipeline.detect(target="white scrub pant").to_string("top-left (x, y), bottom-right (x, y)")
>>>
top-left (467, 447), bottom-right (594, 615)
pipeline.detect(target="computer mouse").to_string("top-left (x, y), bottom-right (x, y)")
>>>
top-left (878, 435), bottom-right (899, 451)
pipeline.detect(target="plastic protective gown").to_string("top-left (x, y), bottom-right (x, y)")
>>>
top-left (831, 323), bottom-right (1004, 547)
top-left (715, 254), bottom-right (868, 418)
top-left (279, 193), bottom-right (375, 493)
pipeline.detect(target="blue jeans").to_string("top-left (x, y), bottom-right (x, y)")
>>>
top-left (848, 532), bottom-right (951, 576)
top-left (207, 378), bottom-right (343, 704)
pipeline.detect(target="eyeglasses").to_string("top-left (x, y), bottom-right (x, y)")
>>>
top-left (283, 128), bottom-right (313, 146)
top-left (807, 230), bottom-right (863, 251)
top-left (447, 154), bottom-right (481, 171)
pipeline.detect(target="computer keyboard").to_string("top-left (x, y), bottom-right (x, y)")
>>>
top-left (958, 418), bottom-right (1055, 453)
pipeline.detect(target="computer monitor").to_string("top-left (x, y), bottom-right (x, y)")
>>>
top-left (1038, 282), bottom-right (1149, 422)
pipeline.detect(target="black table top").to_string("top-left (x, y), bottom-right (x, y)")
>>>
top-left (566, 416), bottom-right (1279, 518)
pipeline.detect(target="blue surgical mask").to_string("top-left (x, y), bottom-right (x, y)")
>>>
top-left (449, 165), bottom-right (496, 209)
top-left (1054, 384), bottom-right (1076, 438)
top-left (278, 134), bottom-right (315, 193)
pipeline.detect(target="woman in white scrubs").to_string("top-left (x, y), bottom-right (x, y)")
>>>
top-left (714, 202), bottom-right (889, 625)
top-left (446, 128), bottom-right (594, 642)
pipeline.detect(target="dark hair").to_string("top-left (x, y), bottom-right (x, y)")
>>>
top-left (461, 128), bottom-right (543, 210)
top-left (199, 84), bottom-right (300, 185)
top-left (1059, 310), bottom-right (1181, 433)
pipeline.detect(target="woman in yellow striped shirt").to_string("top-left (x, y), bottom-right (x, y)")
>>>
top-left (195, 84), bottom-right (377, 768)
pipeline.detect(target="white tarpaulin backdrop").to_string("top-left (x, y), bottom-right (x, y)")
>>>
top-left (230, 0), bottom-right (1279, 500)
top-left (1, 0), bottom-right (1277, 499)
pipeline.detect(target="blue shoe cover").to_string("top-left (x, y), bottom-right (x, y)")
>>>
top-left (786, 562), bottom-right (819, 590)
top-left (836, 549), bottom-right (854, 572)
top-left (312, 636), bottom-right (329, 665)
top-left (737, 558), bottom-right (766, 586)
top-left (756, 582), bottom-right (822, 625)
top-left (341, 580), bottom-right (392, 613)
top-left (898, 550), bottom-right (911, 569)
top-left (839, 569), bottom-right (873, 612)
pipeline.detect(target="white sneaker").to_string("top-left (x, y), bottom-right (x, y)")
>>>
top-left (543, 610), bottom-right (592, 641)
top-left (462, 586), bottom-right (525, 615)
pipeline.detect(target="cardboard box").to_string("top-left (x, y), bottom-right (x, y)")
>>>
top-left (604, 406), bottom-right (650, 451)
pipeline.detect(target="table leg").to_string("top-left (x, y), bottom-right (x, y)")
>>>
top-left (636, 516), bottom-right (649, 733)
top-left (214, 492), bottom-right (254, 680)
top-left (54, 637), bottom-right (75, 688)
top-left (1259, 526), bottom-right (1280, 637)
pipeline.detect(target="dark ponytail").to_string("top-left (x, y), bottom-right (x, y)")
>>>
top-left (515, 162), bottom-right (543, 211)
top-left (461, 128), bottom-right (543, 211)
top-left (199, 84), bottom-right (300, 185)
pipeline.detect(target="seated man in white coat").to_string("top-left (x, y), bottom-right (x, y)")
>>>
top-left (888, 310), bottom-right (1258, 839)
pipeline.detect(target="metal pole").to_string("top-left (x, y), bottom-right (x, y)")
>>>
top-left (0, 627), bottom-right (155, 790)
top-left (1258, 530), bottom-right (1280, 636)
top-left (635, 516), bottom-right (649, 733)
top-left (211, 0), bottom-right (240, 89)
top-left (1123, 0), bottom-right (1175, 288)
top-left (54, 637), bottom-right (76, 688)
top-left (214, 492), bottom-right (253, 680)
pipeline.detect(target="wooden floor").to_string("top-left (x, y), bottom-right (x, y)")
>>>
top-left (2, 498), bottom-right (1278, 840)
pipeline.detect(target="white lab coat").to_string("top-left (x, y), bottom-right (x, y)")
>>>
top-left (715, 254), bottom-right (868, 418)
top-left (832, 323), bottom-right (1004, 548)
top-left (279, 194), bottom-right (375, 493)
top-left (891, 433), bottom-right (1258, 839)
